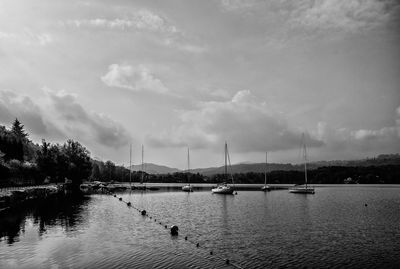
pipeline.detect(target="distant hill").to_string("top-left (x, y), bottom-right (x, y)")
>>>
top-left (192, 154), bottom-right (400, 176)
top-left (129, 163), bottom-right (180, 175)
top-left (133, 154), bottom-right (400, 175)
top-left (191, 163), bottom-right (301, 176)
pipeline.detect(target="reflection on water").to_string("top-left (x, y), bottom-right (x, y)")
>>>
top-left (1, 187), bottom-right (400, 268)
top-left (0, 196), bottom-right (89, 245)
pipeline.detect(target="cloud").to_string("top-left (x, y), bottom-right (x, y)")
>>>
top-left (146, 90), bottom-right (323, 152)
top-left (101, 64), bottom-right (169, 93)
top-left (220, 0), bottom-right (400, 43)
top-left (0, 29), bottom-right (53, 46)
top-left (0, 90), bottom-right (62, 138)
top-left (63, 9), bottom-right (178, 34)
top-left (47, 90), bottom-right (132, 148)
top-left (0, 89), bottom-right (132, 150)
top-left (315, 107), bottom-right (400, 154)
top-left (220, 0), bottom-right (261, 12)
top-left (291, 0), bottom-right (398, 33)
top-left (61, 9), bottom-right (207, 54)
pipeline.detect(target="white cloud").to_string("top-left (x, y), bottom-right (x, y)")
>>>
top-left (220, 0), bottom-right (260, 12)
top-left (0, 29), bottom-right (53, 46)
top-left (62, 9), bottom-right (208, 54)
top-left (147, 90), bottom-right (323, 152)
top-left (292, 0), bottom-right (395, 33)
top-left (101, 64), bottom-right (169, 94)
top-left (64, 9), bottom-right (178, 34)
top-left (315, 106), bottom-right (400, 154)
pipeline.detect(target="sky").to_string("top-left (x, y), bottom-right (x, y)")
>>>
top-left (0, 0), bottom-right (399, 169)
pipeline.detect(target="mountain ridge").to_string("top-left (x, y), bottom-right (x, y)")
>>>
top-left (129, 154), bottom-right (400, 175)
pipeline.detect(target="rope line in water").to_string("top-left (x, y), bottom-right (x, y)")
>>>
top-left (113, 194), bottom-right (244, 269)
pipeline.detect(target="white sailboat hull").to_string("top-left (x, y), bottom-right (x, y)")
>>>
top-left (211, 185), bottom-right (234, 194)
top-left (182, 185), bottom-right (193, 192)
top-left (289, 186), bottom-right (315, 194)
top-left (261, 185), bottom-right (271, 192)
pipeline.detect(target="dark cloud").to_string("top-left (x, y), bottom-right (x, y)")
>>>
top-left (48, 91), bottom-right (132, 149)
top-left (0, 90), bottom-right (64, 139)
top-left (0, 89), bottom-right (133, 151)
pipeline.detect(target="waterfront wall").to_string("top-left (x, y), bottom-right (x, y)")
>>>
top-left (0, 185), bottom-right (64, 214)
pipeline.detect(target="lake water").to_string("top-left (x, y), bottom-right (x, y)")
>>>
top-left (1, 186), bottom-right (400, 268)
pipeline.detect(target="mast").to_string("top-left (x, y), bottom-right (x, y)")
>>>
top-left (129, 144), bottom-right (132, 188)
top-left (224, 142), bottom-right (228, 181)
top-left (141, 144), bottom-right (144, 184)
top-left (302, 133), bottom-right (308, 188)
top-left (187, 147), bottom-right (190, 184)
top-left (264, 151), bottom-right (268, 186)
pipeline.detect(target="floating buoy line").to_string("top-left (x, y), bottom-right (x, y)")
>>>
top-left (112, 193), bottom-right (244, 269)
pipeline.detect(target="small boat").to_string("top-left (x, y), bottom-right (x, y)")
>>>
top-left (289, 186), bottom-right (315, 194)
top-left (212, 182), bottom-right (234, 194)
top-left (182, 147), bottom-right (193, 192)
top-left (289, 133), bottom-right (315, 194)
top-left (261, 151), bottom-right (271, 192)
top-left (212, 142), bottom-right (235, 195)
top-left (181, 185), bottom-right (193, 192)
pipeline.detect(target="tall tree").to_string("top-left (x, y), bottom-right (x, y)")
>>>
top-left (90, 162), bottom-right (101, 181)
top-left (11, 118), bottom-right (28, 140)
top-left (62, 139), bottom-right (92, 185)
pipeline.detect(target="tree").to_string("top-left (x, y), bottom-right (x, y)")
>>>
top-left (37, 139), bottom-right (61, 182)
top-left (90, 162), bottom-right (101, 181)
top-left (104, 160), bottom-right (116, 181)
top-left (11, 118), bottom-right (28, 140)
top-left (62, 139), bottom-right (92, 185)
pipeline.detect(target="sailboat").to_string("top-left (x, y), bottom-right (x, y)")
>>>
top-left (211, 142), bottom-right (235, 194)
top-left (261, 152), bottom-right (271, 191)
top-left (182, 147), bottom-right (193, 192)
top-left (289, 134), bottom-right (315, 194)
top-left (137, 144), bottom-right (146, 190)
top-left (129, 144), bottom-right (133, 190)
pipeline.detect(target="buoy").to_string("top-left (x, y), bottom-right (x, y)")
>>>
top-left (127, 202), bottom-right (131, 206)
top-left (235, 192), bottom-right (238, 195)
top-left (119, 197), bottom-right (122, 201)
top-left (225, 259), bottom-right (230, 264)
top-left (210, 251), bottom-right (213, 255)
top-left (165, 225), bottom-right (167, 228)
top-left (141, 210), bottom-right (146, 216)
top-left (196, 243), bottom-right (199, 248)
top-left (170, 225), bottom-right (179, 236)
top-left (113, 194), bottom-right (116, 197)
top-left (365, 203), bottom-right (368, 207)
top-left (184, 236), bottom-right (187, 241)
top-left (150, 216), bottom-right (152, 219)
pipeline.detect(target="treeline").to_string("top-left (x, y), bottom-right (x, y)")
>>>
top-left (0, 119), bottom-right (149, 187)
top-left (205, 165), bottom-right (400, 184)
top-left (0, 119), bottom-right (92, 187)
top-left (131, 164), bottom-right (400, 184)
top-left (1, 118), bottom-right (399, 186)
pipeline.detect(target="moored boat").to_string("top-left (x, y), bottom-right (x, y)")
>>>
top-left (212, 182), bottom-right (234, 194)
top-left (211, 142), bottom-right (235, 195)
top-left (182, 147), bottom-right (193, 192)
top-left (261, 151), bottom-right (271, 192)
top-left (289, 133), bottom-right (315, 194)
